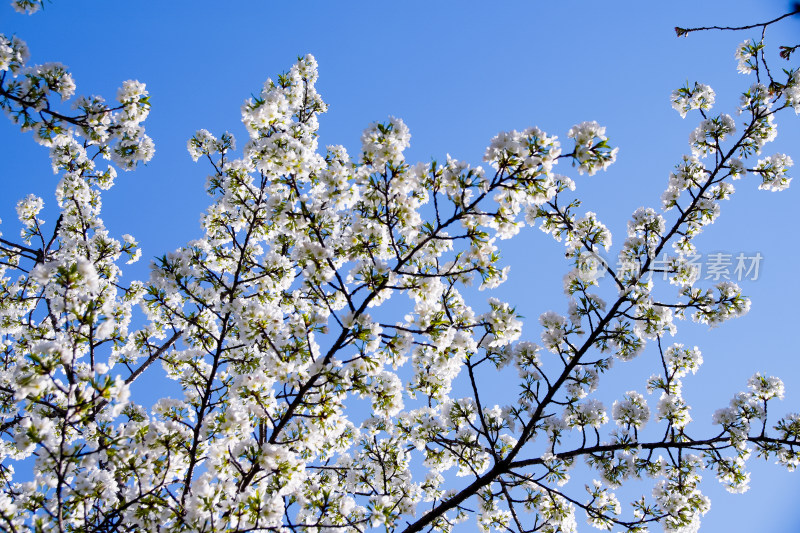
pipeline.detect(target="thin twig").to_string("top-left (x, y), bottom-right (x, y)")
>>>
top-left (675, 8), bottom-right (800, 37)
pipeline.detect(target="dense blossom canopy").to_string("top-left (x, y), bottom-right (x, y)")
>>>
top-left (0, 3), bottom-right (799, 533)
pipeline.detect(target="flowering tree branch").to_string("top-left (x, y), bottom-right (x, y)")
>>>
top-left (1, 6), bottom-right (799, 533)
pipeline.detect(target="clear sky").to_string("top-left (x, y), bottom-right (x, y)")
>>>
top-left (2, 1), bottom-right (800, 531)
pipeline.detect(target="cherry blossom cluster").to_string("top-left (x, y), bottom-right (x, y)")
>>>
top-left (0, 33), bottom-right (154, 171)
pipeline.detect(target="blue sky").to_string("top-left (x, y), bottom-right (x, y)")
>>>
top-left (2, 1), bottom-right (800, 531)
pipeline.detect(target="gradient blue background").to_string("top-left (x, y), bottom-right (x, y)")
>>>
top-left (2, 1), bottom-right (799, 531)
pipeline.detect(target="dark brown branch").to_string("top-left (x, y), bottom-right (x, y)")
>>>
top-left (675, 6), bottom-right (800, 37)
top-left (125, 329), bottom-right (183, 385)
top-left (675, 8), bottom-right (800, 37)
